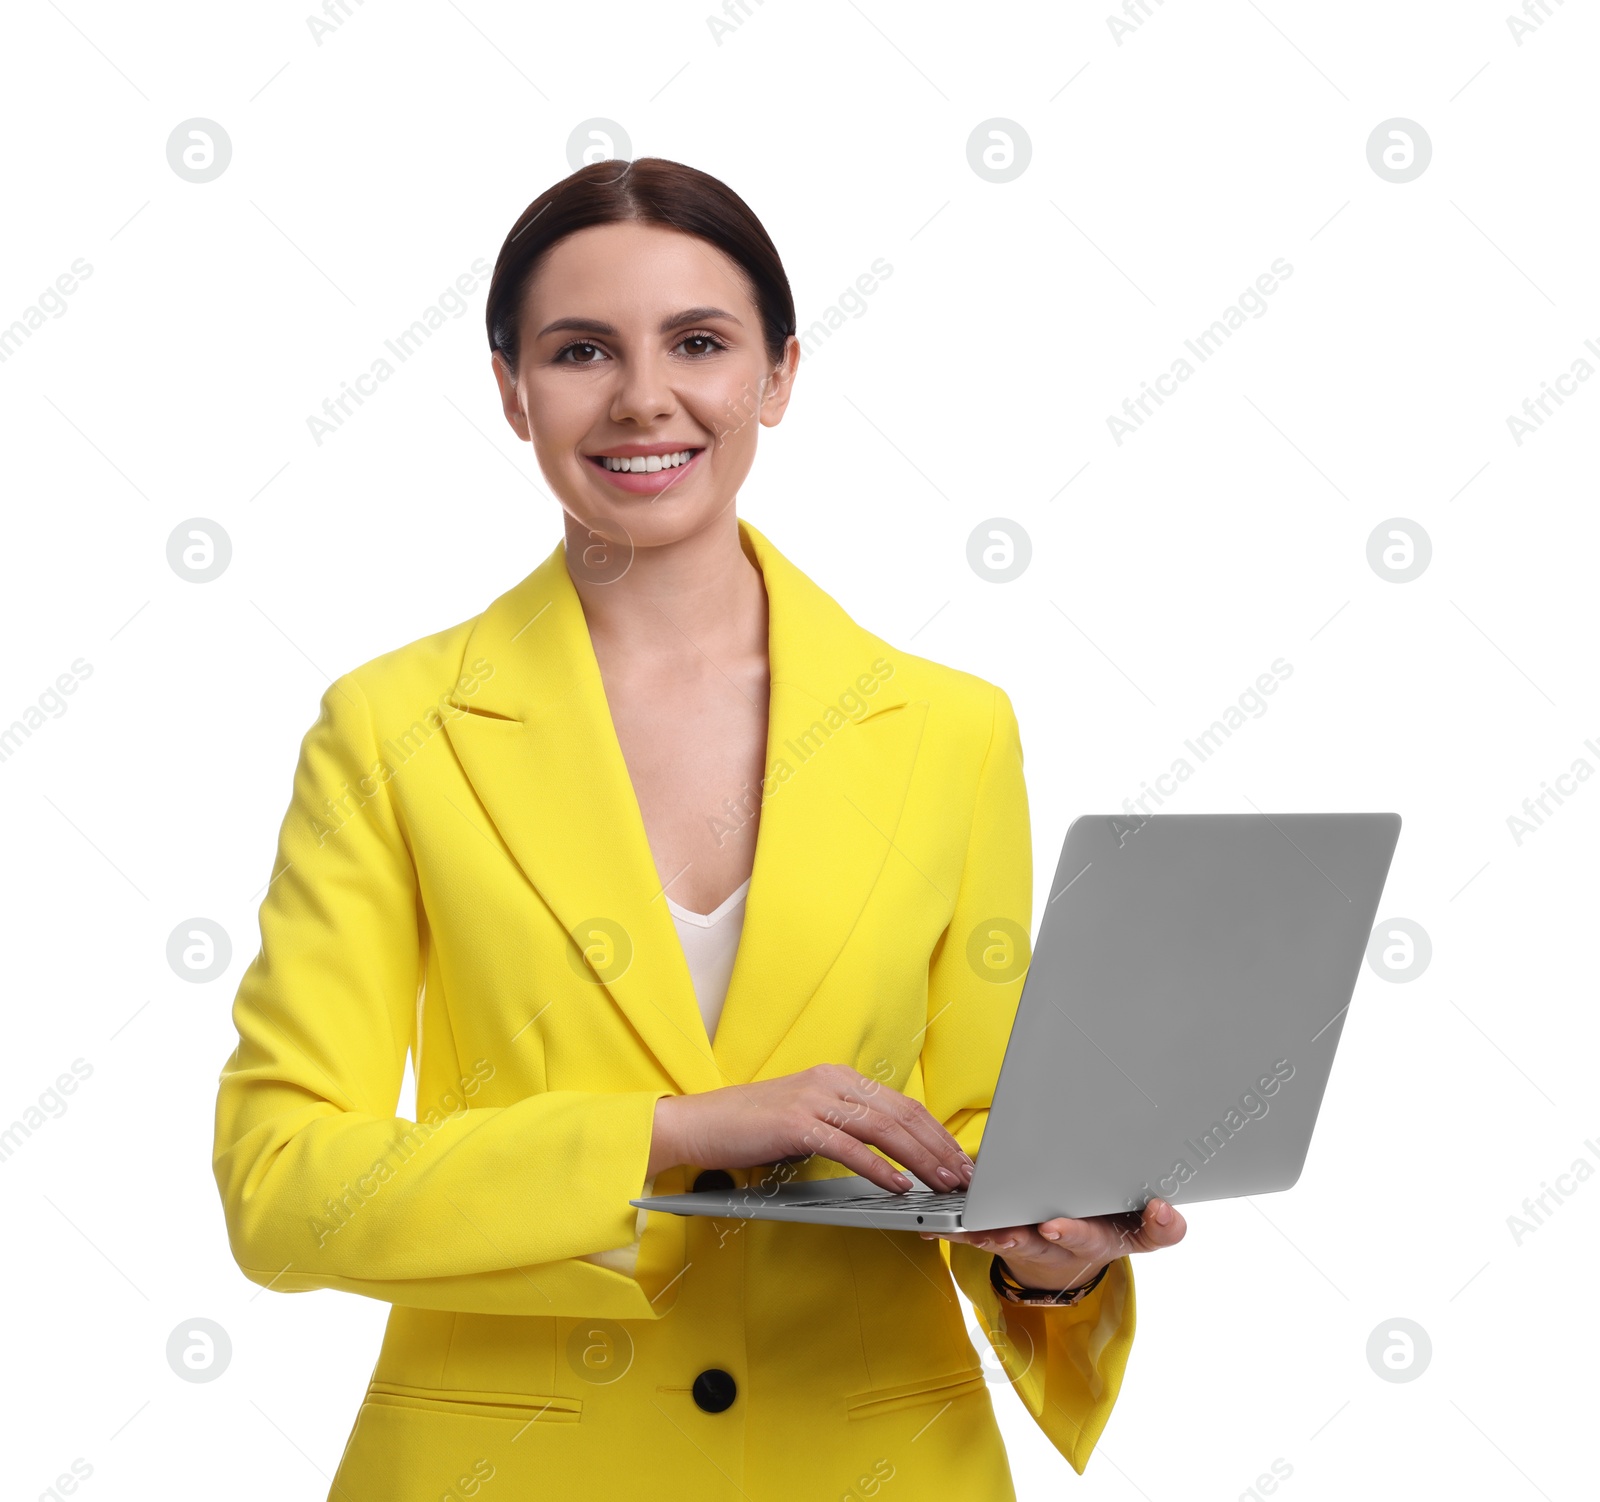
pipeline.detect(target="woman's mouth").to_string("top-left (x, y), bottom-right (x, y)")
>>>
top-left (584, 447), bottom-right (705, 495)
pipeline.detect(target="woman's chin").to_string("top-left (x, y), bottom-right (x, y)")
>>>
top-left (556, 485), bottom-right (731, 548)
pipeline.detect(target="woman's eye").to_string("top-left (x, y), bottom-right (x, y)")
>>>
top-left (556, 334), bottom-right (722, 363)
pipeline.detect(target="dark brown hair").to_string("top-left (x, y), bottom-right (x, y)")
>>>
top-left (485, 157), bottom-right (797, 373)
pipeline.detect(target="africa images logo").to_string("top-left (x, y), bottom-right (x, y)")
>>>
top-left (1125, 1059), bottom-right (1295, 1208)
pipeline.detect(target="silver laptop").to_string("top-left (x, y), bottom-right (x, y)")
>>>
top-left (632, 811), bottom-right (1401, 1233)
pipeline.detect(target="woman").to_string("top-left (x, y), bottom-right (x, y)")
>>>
top-left (213, 157), bottom-right (1186, 1501)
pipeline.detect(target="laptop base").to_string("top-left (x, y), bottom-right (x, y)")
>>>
top-left (632, 1173), bottom-right (968, 1231)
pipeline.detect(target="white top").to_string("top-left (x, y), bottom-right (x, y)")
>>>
top-left (666, 878), bottom-right (751, 1044)
top-left (582, 878), bottom-right (751, 1281)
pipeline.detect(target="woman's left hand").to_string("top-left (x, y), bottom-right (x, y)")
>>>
top-left (921, 1196), bottom-right (1187, 1293)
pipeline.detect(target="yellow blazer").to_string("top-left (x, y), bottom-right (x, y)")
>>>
top-left (214, 520), bottom-right (1136, 1500)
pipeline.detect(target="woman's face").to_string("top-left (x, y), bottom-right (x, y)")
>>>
top-left (493, 220), bottom-right (798, 552)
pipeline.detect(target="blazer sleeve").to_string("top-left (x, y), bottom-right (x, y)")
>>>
top-left (213, 673), bottom-right (674, 1320)
top-left (919, 685), bottom-right (1138, 1477)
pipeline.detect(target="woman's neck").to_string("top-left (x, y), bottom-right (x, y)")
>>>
top-left (563, 504), bottom-right (768, 673)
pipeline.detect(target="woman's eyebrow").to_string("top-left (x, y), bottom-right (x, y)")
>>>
top-left (536, 306), bottom-right (744, 339)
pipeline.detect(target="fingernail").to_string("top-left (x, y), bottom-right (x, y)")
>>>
top-left (892, 1171), bottom-right (912, 1190)
top-left (1041, 1228), bottom-right (1061, 1241)
top-left (997, 1238), bottom-right (1016, 1249)
top-left (935, 1166), bottom-right (959, 1187)
top-left (1155, 1201), bottom-right (1173, 1225)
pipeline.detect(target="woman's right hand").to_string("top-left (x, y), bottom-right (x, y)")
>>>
top-left (647, 1064), bottom-right (974, 1193)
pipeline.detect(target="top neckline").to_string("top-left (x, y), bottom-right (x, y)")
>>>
top-left (665, 878), bottom-right (752, 928)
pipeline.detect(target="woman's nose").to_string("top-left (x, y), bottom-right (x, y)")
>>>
top-left (608, 353), bottom-right (677, 426)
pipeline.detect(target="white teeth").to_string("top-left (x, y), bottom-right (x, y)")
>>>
top-left (599, 449), bottom-right (696, 473)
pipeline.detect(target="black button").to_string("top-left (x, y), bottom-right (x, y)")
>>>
top-left (692, 1368), bottom-right (737, 1413)
top-left (693, 1169), bottom-right (735, 1193)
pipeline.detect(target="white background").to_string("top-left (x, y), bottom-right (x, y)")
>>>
top-left (1, 1), bottom-right (1595, 1498)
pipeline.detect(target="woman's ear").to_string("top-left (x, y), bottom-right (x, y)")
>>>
top-left (491, 351), bottom-right (531, 441)
top-left (758, 335), bottom-right (802, 430)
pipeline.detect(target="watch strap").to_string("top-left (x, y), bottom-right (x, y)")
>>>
top-left (990, 1252), bottom-right (1109, 1307)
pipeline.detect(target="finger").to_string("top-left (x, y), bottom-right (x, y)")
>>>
top-left (869, 1083), bottom-right (969, 1163)
top-left (956, 1221), bottom-right (1105, 1285)
top-left (886, 1094), bottom-right (974, 1184)
top-left (921, 1228), bottom-right (990, 1246)
top-left (991, 1228), bottom-right (1097, 1278)
top-left (835, 1104), bottom-right (966, 1192)
top-left (925, 1225), bottom-right (1104, 1288)
top-left (918, 1228), bottom-right (989, 1245)
top-left (1035, 1215), bottom-right (1124, 1263)
top-left (801, 1117), bottom-right (915, 1193)
top-left (924, 1224), bottom-right (1037, 1255)
top-left (1038, 1198), bottom-right (1187, 1256)
top-left (826, 1066), bottom-right (968, 1162)
top-left (1102, 1199), bottom-right (1185, 1253)
top-left (967, 1224), bottom-right (1036, 1254)
top-left (807, 1080), bottom-right (953, 1186)
top-left (835, 1075), bottom-right (972, 1184)
top-left (1136, 1197), bottom-right (1187, 1248)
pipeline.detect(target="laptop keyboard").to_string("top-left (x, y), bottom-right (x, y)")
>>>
top-left (776, 1189), bottom-right (966, 1214)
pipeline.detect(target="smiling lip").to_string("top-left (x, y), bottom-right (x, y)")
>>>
top-left (584, 443), bottom-right (706, 496)
top-left (587, 441), bottom-right (701, 458)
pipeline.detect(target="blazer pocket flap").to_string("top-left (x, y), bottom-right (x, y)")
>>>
top-left (845, 1367), bottom-right (987, 1421)
top-left (366, 1380), bottom-right (582, 1424)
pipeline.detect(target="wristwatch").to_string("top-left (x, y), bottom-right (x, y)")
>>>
top-left (990, 1252), bottom-right (1109, 1307)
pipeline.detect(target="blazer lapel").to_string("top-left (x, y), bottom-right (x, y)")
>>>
top-left (441, 523), bottom-right (930, 1098)
top-left (711, 525), bottom-right (928, 1085)
top-left (442, 544), bottom-right (724, 1097)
